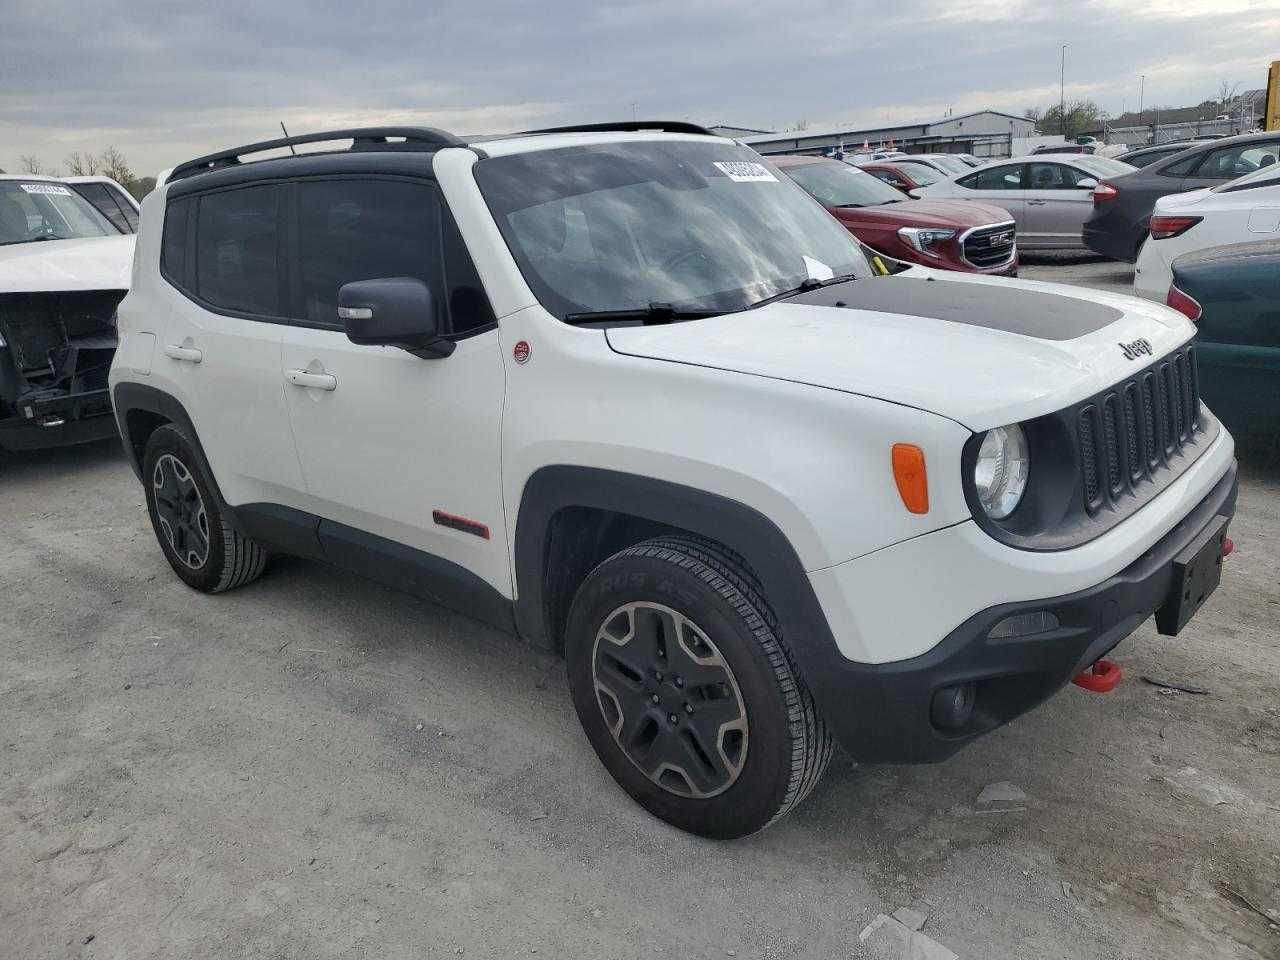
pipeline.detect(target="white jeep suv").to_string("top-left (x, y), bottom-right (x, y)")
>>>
top-left (109, 125), bottom-right (1237, 838)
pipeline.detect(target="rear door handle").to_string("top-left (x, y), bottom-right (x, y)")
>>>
top-left (164, 344), bottom-right (203, 363)
top-left (1026, 199), bottom-right (1048, 206)
top-left (286, 369), bottom-right (337, 391)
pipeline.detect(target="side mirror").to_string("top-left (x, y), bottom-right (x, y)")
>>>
top-left (1077, 177), bottom-right (1098, 190)
top-left (338, 277), bottom-right (454, 359)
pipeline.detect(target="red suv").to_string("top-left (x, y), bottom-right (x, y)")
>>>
top-left (772, 156), bottom-right (1017, 275)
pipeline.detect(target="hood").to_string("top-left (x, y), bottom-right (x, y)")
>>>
top-left (833, 199), bottom-right (1012, 229)
top-left (606, 273), bottom-right (1194, 431)
top-left (0, 235), bottom-right (134, 294)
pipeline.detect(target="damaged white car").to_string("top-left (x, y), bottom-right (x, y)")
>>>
top-left (0, 175), bottom-right (132, 452)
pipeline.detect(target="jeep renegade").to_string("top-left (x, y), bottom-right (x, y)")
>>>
top-left (110, 125), bottom-right (1237, 838)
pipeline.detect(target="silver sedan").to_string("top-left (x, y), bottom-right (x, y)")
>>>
top-left (917, 154), bottom-right (1136, 250)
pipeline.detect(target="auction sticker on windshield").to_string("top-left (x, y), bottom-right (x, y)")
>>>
top-left (713, 161), bottom-right (778, 183)
top-left (20, 183), bottom-right (73, 196)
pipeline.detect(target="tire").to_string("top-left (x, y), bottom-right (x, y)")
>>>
top-left (142, 424), bottom-right (268, 593)
top-left (565, 535), bottom-right (832, 839)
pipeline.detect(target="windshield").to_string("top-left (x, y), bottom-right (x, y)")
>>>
top-left (929, 155), bottom-right (969, 175)
top-left (889, 164), bottom-right (940, 186)
top-left (0, 181), bottom-right (121, 245)
top-left (893, 160), bottom-right (945, 183)
top-left (475, 141), bottom-right (871, 320)
top-left (782, 160), bottom-right (907, 208)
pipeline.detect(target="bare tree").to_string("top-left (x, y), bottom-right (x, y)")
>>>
top-left (1216, 79), bottom-right (1242, 113)
top-left (65, 151), bottom-right (101, 176)
top-left (1024, 107), bottom-right (1043, 123)
top-left (19, 155), bottom-right (49, 175)
top-left (96, 146), bottom-right (135, 190)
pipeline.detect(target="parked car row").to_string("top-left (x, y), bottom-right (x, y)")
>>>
top-left (3, 121), bottom-right (1258, 839)
top-left (1084, 131), bottom-right (1280, 262)
top-left (771, 156), bottom-right (1016, 275)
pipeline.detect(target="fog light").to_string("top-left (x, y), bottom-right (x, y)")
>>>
top-left (988, 611), bottom-right (1060, 640)
top-left (931, 683), bottom-right (975, 730)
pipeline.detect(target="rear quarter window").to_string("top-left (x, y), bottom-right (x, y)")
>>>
top-left (161, 197), bottom-right (192, 290)
top-left (1159, 154), bottom-right (1203, 177)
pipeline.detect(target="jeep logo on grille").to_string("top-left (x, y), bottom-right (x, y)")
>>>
top-left (1119, 338), bottom-right (1153, 361)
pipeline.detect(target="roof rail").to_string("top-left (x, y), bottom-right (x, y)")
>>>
top-left (168, 126), bottom-right (466, 183)
top-left (520, 120), bottom-right (718, 137)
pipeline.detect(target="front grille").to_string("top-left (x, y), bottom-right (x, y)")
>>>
top-left (1076, 343), bottom-right (1201, 513)
top-left (962, 223), bottom-right (1016, 269)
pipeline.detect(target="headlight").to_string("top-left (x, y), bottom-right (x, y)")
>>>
top-left (973, 424), bottom-right (1030, 520)
top-left (897, 226), bottom-right (957, 257)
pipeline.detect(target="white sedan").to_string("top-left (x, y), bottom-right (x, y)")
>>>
top-left (917, 154), bottom-right (1136, 250)
top-left (1134, 161), bottom-right (1280, 300)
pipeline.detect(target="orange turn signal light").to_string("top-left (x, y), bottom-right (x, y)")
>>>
top-left (891, 443), bottom-right (929, 514)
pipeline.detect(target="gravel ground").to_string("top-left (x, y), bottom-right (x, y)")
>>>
top-left (1020, 252), bottom-right (1137, 295)
top-left (2, 264), bottom-right (1278, 960)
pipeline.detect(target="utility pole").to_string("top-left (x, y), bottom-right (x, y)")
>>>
top-left (1139, 74), bottom-right (1145, 137)
top-left (1060, 44), bottom-right (1068, 138)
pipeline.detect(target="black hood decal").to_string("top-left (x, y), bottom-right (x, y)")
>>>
top-left (788, 276), bottom-right (1123, 341)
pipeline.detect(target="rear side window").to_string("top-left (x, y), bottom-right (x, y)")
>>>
top-left (958, 165), bottom-right (1024, 190)
top-left (196, 185), bottom-right (282, 317)
top-left (297, 179), bottom-right (442, 328)
top-left (1197, 143), bottom-right (1280, 179)
top-left (1027, 163), bottom-right (1091, 190)
top-left (161, 197), bottom-right (192, 288)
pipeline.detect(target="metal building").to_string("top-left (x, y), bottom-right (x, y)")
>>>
top-left (733, 111), bottom-right (1037, 159)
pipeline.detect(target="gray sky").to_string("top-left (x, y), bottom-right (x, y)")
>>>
top-left (2, 0), bottom-right (1277, 177)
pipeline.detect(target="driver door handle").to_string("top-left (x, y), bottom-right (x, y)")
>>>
top-left (164, 344), bottom-right (203, 363)
top-left (1026, 199), bottom-right (1048, 206)
top-left (286, 369), bottom-right (338, 391)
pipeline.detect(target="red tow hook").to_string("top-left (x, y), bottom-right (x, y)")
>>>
top-left (1073, 658), bottom-right (1123, 693)
top-left (1222, 536), bottom-right (1235, 558)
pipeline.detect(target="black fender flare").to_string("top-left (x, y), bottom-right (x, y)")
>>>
top-left (511, 466), bottom-right (879, 748)
top-left (111, 382), bottom-right (245, 534)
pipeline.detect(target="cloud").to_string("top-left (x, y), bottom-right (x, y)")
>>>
top-left (2, 0), bottom-right (1277, 175)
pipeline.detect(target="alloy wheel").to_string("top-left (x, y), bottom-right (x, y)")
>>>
top-left (152, 453), bottom-right (209, 570)
top-left (592, 601), bottom-right (749, 798)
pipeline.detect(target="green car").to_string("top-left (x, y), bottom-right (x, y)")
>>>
top-left (1170, 239), bottom-right (1280, 445)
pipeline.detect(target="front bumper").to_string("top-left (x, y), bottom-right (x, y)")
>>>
top-left (805, 459), bottom-right (1237, 764)
top-left (0, 386), bottom-right (117, 451)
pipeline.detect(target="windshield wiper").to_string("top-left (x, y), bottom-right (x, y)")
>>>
top-left (748, 273), bottom-right (861, 310)
top-left (564, 302), bottom-right (724, 325)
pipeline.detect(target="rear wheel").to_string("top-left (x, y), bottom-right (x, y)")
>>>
top-left (565, 536), bottom-right (831, 838)
top-left (142, 424), bottom-right (268, 593)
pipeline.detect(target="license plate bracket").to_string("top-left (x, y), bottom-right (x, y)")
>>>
top-left (1155, 515), bottom-right (1230, 636)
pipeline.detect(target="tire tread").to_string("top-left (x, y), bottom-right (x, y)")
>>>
top-left (604, 535), bottom-right (832, 833)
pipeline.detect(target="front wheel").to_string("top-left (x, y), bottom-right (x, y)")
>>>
top-left (565, 536), bottom-right (831, 838)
